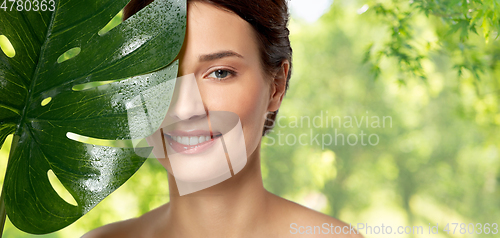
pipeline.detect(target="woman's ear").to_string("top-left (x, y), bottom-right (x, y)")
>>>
top-left (268, 60), bottom-right (290, 112)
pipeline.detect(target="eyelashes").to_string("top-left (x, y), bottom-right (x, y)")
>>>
top-left (206, 68), bottom-right (236, 81)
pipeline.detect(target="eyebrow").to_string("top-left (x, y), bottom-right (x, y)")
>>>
top-left (199, 50), bottom-right (244, 62)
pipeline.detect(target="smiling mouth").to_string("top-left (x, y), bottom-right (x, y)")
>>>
top-left (163, 131), bottom-right (223, 154)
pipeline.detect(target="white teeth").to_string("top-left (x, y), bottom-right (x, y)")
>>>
top-left (172, 136), bottom-right (213, 146)
top-left (181, 136), bottom-right (189, 145)
top-left (189, 136), bottom-right (198, 145)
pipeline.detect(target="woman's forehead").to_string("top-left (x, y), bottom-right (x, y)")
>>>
top-left (183, 2), bottom-right (259, 62)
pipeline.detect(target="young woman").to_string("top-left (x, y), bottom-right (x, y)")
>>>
top-left (84, 0), bottom-right (362, 237)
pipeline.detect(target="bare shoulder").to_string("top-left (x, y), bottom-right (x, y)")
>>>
top-left (81, 203), bottom-right (169, 238)
top-left (267, 192), bottom-right (364, 238)
top-left (81, 218), bottom-right (140, 238)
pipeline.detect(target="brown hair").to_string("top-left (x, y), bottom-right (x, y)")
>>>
top-left (124, 0), bottom-right (292, 136)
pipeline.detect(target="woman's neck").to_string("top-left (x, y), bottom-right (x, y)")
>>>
top-left (163, 144), bottom-right (271, 237)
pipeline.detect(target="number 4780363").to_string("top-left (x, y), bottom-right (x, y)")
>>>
top-left (1, 0), bottom-right (56, 12)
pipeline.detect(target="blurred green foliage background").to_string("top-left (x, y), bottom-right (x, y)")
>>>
top-left (1, 0), bottom-right (499, 237)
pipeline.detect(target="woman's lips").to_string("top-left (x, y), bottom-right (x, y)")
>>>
top-left (164, 130), bottom-right (222, 154)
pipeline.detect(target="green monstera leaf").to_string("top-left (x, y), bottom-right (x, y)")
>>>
top-left (0, 0), bottom-right (186, 234)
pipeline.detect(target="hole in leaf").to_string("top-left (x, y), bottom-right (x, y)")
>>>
top-left (98, 10), bottom-right (124, 36)
top-left (1, 134), bottom-right (14, 161)
top-left (41, 97), bottom-right (52, 106)
top-left (66, 132), bottom-right (148, 148)
top-left (57, 47), bottom-right (81, 63)
top-left (47, 169), bottom-right (78, 206)
top-left (72, 79), bottom-right (121, 91)
top-left (0, 35), bottom-right (15, 58)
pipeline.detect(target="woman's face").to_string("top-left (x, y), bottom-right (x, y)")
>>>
top-left (177, 1), bottom-right (271, 153)
top-left (146, 1), bottom-right (282, 192)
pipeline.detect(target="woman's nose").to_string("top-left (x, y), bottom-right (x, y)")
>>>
top-left (166, 74), bottom-right (206, 121)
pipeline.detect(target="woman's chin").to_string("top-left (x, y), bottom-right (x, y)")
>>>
top-left (165, 136), bottom-right (232, 183)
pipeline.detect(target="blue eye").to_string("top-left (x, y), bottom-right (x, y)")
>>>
top-left (208, 69), bottom-right (232, 80)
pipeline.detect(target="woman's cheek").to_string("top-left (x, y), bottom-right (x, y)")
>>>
top-left (202, 74), bottom-right (270, 154)
top-left (240, 88), bottom-right (270, 153)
